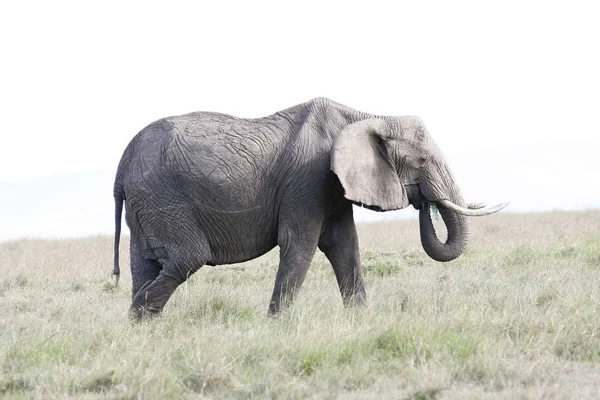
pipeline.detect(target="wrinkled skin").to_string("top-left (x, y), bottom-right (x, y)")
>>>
top-left (114, 98), bottom-right (475, 319)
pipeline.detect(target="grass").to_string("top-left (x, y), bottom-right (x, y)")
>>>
top-left (1, 210), bottom-right (600, 398)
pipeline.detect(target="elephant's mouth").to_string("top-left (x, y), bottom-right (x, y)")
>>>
top-left (405, 184), bottom-right (424, 210)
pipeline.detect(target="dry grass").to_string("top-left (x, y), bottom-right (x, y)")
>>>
top-left (1, 210), bottom-right (600, 399)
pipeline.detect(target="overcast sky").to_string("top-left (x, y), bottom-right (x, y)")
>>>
top-left (1, 1), bottom-right (599, 239)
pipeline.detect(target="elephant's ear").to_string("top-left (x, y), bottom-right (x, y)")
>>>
top-left (331, 119), bottom-right (408, 211)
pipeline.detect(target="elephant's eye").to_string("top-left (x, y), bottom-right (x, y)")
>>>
top-left (418, 155), bottom-right (428, 166)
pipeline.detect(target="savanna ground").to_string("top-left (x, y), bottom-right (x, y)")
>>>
top-left (1, 210), bottom-right (600, 399)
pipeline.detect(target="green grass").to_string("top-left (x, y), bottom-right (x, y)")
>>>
top-left (1, 210), bottom-right (600, 398)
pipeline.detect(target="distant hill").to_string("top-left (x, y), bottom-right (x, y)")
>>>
top-left (1, 141), bottom-right (598, 242)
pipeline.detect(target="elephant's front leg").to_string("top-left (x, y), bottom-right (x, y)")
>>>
top-left (268, 223), bottom-right (321, 315)
top-left (318, 203), bottom-right (366, 307)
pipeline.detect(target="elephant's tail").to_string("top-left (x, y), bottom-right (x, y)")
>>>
top-left (113, 182), bottom-right (124, 288)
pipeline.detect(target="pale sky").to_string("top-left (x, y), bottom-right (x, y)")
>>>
top-left (1, 1), bottom-right (598, 183)
top-left (1, 1), bottom-right (599, 241)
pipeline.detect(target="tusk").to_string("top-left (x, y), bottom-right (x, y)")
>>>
top-left (467, 203), bottom-right (486, 210)
top-left (438, 199), bottom-right (509, 216)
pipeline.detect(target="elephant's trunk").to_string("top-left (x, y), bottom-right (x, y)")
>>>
top-left (419, 200), bottom-right (470, 262)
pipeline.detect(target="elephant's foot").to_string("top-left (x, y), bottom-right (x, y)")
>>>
top-left (340, 277), bottom-right (367, 309)
top-left (267, 294), bottom-right (293, 316)
top-left (129, 271), bottom-right (182, 321)
top-left (342, 291), bottom-right (367, 309)
top-left (267, 302), bottom-right (280, 316)
top-left (129, 304), bottom-right (162, 321)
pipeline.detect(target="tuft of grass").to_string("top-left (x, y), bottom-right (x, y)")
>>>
top-left (405, 387), bottom-right (446, 400)
top-left (181, 372), bottom-right (234, 394)
top-left (502, 246), bottom-right (538, 266)
top-left (0, 377), bottom-right (32, 395)
top-left (0, 273), bottom-right (29, 296)
top-left (102, 280), bottom-right (117, 292)
top-left (80, 370), bottom-right (116, 393)
top-left (185, 295), bottom-right (256, 323)
top-left (554, 328), bottom-right (600, 362)
top-left (581, 238), bottom-right (600, 266)
top-left (363, 251), bottom-right (404, 277)
top-left (295, 349), bottom-right (326, 376)
top-left (451, 359), bottom-right (512, 390)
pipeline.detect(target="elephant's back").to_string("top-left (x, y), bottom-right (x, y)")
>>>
top-left (122, 111), bottom-right (287, 222)
top-left (164, 112), bottom-right (289, 187)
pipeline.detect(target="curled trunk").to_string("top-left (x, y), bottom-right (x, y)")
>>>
top-left (419, 201), bottom-right (470, 262)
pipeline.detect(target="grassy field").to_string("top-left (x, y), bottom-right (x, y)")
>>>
top-left (1, 210), bottom-right (600, 399)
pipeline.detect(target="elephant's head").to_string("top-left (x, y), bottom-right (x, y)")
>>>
top-left (331, 117), bottom-right (506, 262)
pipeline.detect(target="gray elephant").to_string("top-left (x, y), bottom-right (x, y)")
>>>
top-left (113, 98), bottom-right (506, 318)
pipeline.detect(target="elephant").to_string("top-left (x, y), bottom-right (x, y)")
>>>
top-left (113, 97), bottom-right (506, 319)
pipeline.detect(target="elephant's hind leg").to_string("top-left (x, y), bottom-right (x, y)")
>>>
top-left (130, 248), bottom-right (206, 320)
top-left (130, 269), bottom-right (182, 319)
top-left (129, 238), bottom-right (162, 302)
